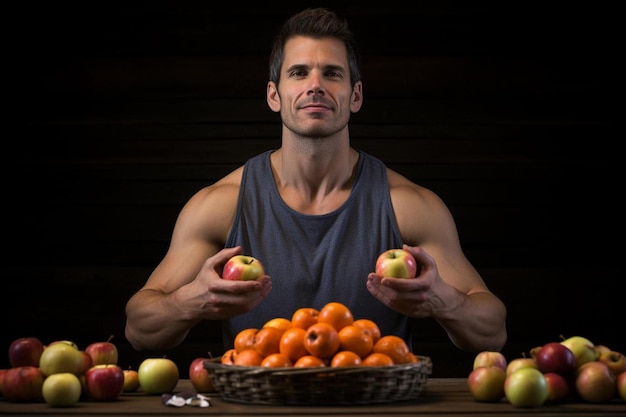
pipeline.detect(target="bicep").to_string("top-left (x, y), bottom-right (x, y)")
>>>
top-left (391, 178), bottom-right (487, 294)
top-left (142, 182), bottom-right (239, 293)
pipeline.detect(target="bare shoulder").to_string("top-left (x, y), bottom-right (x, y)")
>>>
top-left (175, 166), bottom-right (244, 244)
top-left (386, 168), bottom-right (456, 245)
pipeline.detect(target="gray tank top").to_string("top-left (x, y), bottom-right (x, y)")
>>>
top-left (224, 150), bottom-right (411, 348)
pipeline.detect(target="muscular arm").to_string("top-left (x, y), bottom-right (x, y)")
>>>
top-left (369, 169), bottom-right (507, 352)
top-left (124, 169), bottom-right (272, 351)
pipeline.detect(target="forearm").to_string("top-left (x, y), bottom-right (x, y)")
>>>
top-left (435, 290), bottom-right (507, 353)
top-left (124, 288), bottom-right (200, 351)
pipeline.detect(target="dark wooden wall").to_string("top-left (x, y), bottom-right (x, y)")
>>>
top-left (4, 3), bottom-right (620, 377)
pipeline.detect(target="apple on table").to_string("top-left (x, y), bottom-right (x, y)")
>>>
top-left (189, 357), bottom-right (214, 393)
top-left (375, 248), bottom-right (417, 278)
top-left (575, 360), bottom-right (616, 403)
top-left (8, 336), bottom-right (45, 368)
top-left (84, 364), bottom-right (125, 401)
top-left (122, 367), bottom-right (140, 392)
top-left (504, 367), bottom-right (548, 408)
top-left (222, 255), bottom-right (265, 281)
top-left (467, 365), bottom-right (506, 402)
top-left (85, 335), bottom-right (119, 366)
top-left (534, 342), bottom-right (577, 376)
top-left (473, 350), bottom-right (507, 371)
top-left (42, 372), bottom-right (82, 407)
top-left (1, 365), bottom-right (45, 403)
top-left (560, 335), bottom-right (597, 369)
top-left (39, 341), bottom-right (85, 377)
top-left (138, 357), bottom-right (180, 394)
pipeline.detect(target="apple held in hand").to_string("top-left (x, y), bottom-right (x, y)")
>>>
top-left (222, 255), bottom-right (265, 281)
top-left (42, 372), bottom-right (82, 407)
top-left (575, 360), bottom-right (616, 403)
top-left (84, 364), bottom-right (125, 401)
top-left (534, 342), bottom-right (577, 376)
top-left (1, 366), bottom-right (45, 402)
top-left (86, 335), bottom-right (118, 366)
top-left (473, 351), bottom-right (507, 371)
top-left (8, 336), bottom-right (45, 367)
top-left (467, 366), bottom-right (506, 402)
top-left (189, 357), bottom-right (213, 393)
top-left (504, 367), bottom-right (548, 408)
top-left (375, 248), bottom-right (417, 278)
top-left (39, 342), bottom-right (85, 376)
top-left (138, 357), bottom-right (179, 394)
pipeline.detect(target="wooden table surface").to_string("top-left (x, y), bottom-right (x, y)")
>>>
top-left (1, 378), bottom-right (625, 416)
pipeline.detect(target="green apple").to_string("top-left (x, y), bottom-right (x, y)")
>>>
top-left (467, 366), bottom-right (506, 402)
top-left (39, 342), bottom-right (84, 376)
top-left (504, 367), bottom-right (548, 407)
top-left (560, 336), bottom-right (597, 369)
top-left (506, 357), bottom-right (537, 376)
top-left (138, 358), bottom-right (179, 394)
top-left (42, 372), bottom-right (82, 407)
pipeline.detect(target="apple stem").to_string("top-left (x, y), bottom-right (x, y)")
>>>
top-left (107, 335), bottom-right (115, 343)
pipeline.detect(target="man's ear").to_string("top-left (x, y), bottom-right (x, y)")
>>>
top-left (350, 81), bottom-right (363, 113)
top-left (267, 81), bottom-right (281, 113)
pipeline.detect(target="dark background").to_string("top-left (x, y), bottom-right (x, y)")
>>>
top-left (3, 2), bottom-right (620, 377)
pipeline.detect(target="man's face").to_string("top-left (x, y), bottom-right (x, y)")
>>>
top-left (267, 36), bottom-right (362, 139)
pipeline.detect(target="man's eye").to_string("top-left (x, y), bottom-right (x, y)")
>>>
top-left (326, 71), bottom-right (343, 78)
top-left (290, 70), bottom-right (307, 77)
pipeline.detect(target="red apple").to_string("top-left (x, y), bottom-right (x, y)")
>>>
top-left (8, 336), bottom-right (44, 367)
top-left (1, 366), bottom-right (45, 402)
top-left (222, 255), bottom-right (265, 281)
top-left (189, 357), bottom-right (213, 393)
top-left (122, 368), bottom-right (140, 392)
top-left (617, 371), bottom-right (626, 401)
top-left (80, 350), bottom-right (94, 374)
top-left (467, 366), bottom-right (506, 402)
top-left (473, 351), bottom-right (507, 371)
top-left (575, 360), bottom-right (616, 403)
top-left (84, 364), bottom-right (125, 401)
top-left (504, 367), bottom-right (548, 408)
top-left (543, 372), bottom-right (570, 404)
top-left (0, 368), bottom-right (8, 396)
top-left (534, 342), bottom-right (577, 376)
top-left (375, 248), bottom-right (417, 278)
top-left (597, 350), bottom-right (626, 376)
top-left (85, 336), bottom-right (118, 366)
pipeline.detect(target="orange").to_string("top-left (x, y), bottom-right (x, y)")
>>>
top-left (260, 352), bottom-right (293, 368)
top-left (233, 348), bottom-right (264, 366)
top-left (221, 348), bottom-right (237, 365)
top-left (291, 307), bottom-right (320, 329)
top-left (263, 317), bottom-right (292, 333)
top-left (318, 302), bottom-right (353, 332)
top-left (352, 318), bottom-right (382, 344)
top-left (293, 355), bottom-right (327, 368)
top-left (279, 327), bottom-right (308, 362)
top-left (252, 326), bottom-right (283, 357)
top-left (362, 352), bottom-right (395, 366)
top-left (338, 324), bottom-right (374, 359)
top-left (234, 328), bottom-right (258, 353)
top-left (373, 335), bottom-right (413, 364)
top-left (304, 322), bottom-right (340, 359)
top-left (330, 350), bottom-right (362, 367)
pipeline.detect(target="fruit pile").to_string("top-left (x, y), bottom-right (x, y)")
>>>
top-left (468, 335), bottom-right (626, 407)
top-left (218, 301), bottom-right (419, 368)
top-left (1, 335), bottom-right (180, 407)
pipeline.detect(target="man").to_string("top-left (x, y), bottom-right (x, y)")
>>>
top-left (125, 8), bottom-right (507, 354)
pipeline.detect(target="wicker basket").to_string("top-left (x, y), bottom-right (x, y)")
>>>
top-left (203, 355), bottom-right (432, 405)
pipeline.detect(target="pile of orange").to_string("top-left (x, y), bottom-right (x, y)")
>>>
top-left (221, 301), bottom-right (419, 368)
